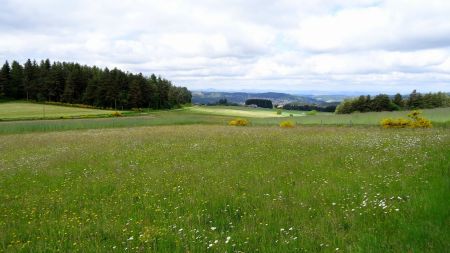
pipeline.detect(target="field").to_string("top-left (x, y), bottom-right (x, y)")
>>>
top-left (187, 106), bottom-right (305, 118)
top-left (0, 104), bottom-right (449, 135)
top-left (0, 102), bottom-right (119, 120)
top-left (0, 103), bottom-right (449, 252)
top-left (0, 126), bottom-right (449, 252)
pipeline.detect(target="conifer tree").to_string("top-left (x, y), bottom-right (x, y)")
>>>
top-left (0, 61), bottom-right (11, 98)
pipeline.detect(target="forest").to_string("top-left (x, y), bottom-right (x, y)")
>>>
top-left (0, 59), bottom-right (192, 109)
top-left (282, 103), bottom-right (338, 112)
top-left (335, 90), bottom-right (450, 114)
top-left (245, 98), bottom-right (273, 109)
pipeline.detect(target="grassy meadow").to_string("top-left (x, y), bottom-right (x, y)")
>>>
top-left (0, 104), bottom-right (449, 135)
top-left (0, 126), bottom-right (449, 252)
top-left (0, 102), bottom-right (119, 120)
top-left (0, 102), bottom-right (449, 252)
top-left (187, 106), bottom-right (305, 117)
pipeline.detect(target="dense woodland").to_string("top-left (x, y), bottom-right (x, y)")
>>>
top-left (283, 103), bottom-right (338, 112)
top-left (0, 59), bottom-right (191, 109)
top-left (335, 90), bottom-right (450, 114)
top-left (245, 99), bottom-right (273, 109)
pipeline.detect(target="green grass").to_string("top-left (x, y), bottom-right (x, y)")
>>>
top-left (187, 106), bottom-right (305, 117)
top-left (0, 126), bottom-right (449, 252)
top-left (295, 107), bottom-right (450, 125)
top-left (0, 101), bottom-right (120, 120)
top-left (1, 106), bottom-right (449, 135)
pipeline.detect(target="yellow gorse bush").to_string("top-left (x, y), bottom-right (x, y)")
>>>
top-left (279, 120), bottom-right (295, 128)
top-left (228, 118), bottom-right (249, 126)
top-left (380, 110), bottom-right (432, 128)
top-left (111, 111), bottom-right (123, 117)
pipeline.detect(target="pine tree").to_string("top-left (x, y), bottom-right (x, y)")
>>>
top-left (392, 93), bottom-right (403, 108)
top-left (0, 58), bottom-right (192, 108)
top-left (0, 61), bottom-right (11, 98)
top-left (10, 61), bottom-right (24, 99)
top-left (83, 75), bottom-right (99, 105)
top-left (128, 79), bottom-right (143, 108)
top-left (49, 62), bottom-right (65, 101)
top-left (62, 73), bottom-right (75, 103)
top-left (408, 90), bottom-right (423, 109)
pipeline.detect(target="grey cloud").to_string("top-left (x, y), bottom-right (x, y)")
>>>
top-left (0, 0), bottom-right (449, 93)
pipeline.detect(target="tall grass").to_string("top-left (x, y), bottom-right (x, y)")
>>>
top-left (0, 126), bottom-right (449, 252)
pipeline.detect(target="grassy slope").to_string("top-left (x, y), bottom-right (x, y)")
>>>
top-left (1, 106), bottom-right (449, 135)
top-left (187, 106), bottom-right (305, 117)
top-left (0, 126), bottom-right (449, 252)
top-left (0, 102), bottom-right (119, 120)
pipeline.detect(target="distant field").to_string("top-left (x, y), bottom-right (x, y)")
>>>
top-left (253, 107), bottom-right (450, 126)
top-left (0, 125), bottom-right (448, 252)
top-left (0, 102), bottom-right (119, 120)
top-left (187, 105), bottom-right (304, 118)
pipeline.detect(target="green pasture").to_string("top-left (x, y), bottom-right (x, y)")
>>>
top-left (186, 106), bottom-right (305, 118)
top-left (0, 102), bottom-right (119, 120)
top-left (0, 104), bottom-right (449, 134)
top-left (0, 126), bottom-right (448, 252)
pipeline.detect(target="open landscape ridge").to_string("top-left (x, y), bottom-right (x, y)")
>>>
top-left (0, 102), bottom-right (449, 134)
top-left (0, 101), bottom-right (449, 252)
top-left (2, 1), bottom-right (450, 252)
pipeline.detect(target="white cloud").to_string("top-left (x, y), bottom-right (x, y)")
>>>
top-left (0, 0), bottom-right (449, 93)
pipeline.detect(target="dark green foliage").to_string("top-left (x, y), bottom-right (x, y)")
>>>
top-left (207, 98), bottom-right (239, 106)
top-left (407, 89), bottom-right (422, 109)
top-left (9, 61), bottom-right (24, 99)
top-left (62, 73), bottom-right (75, 103)
top-left (420, 92), bottom-right (449, 108)
top-left (245, 98), bottom-right (273, 109)
top-left (0, 59), bottom-right (191, 109)
top-left (370, 94), bottom-right (398, 112)
top-left (336, 90), bottom-right (449, 114)
top-left (0, 61), bottom-right (11, 98)
top-left (283, 103), bottom-right (337, 112)
top-left (393, 93), bottom-right (404, 107)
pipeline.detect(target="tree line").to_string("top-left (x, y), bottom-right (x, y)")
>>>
top-left (0, 59), bottom-right (192, 109)
top-left (283, 103), bottom-right (337, 112)
top-left (245, 99), bottom-right (273, 109)
top-left (335, 90), bottom-right (449, 114)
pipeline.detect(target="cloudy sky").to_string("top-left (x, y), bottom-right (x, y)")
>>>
top-left (1, 0), bottom-right (450, 94)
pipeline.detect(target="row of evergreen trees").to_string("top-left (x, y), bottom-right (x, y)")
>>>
top-left (283, 103), bottom-right (337, 112)
top-left (245, 99), bottom-right (273, 109)
top-left (336, 90), bottom-right (449, 114)
top-left (0, 59), bottom-right (191, 109)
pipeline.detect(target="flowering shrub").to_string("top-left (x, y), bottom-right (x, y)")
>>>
top-left (228, 118), bottom-right (249, 126)
top-left (380, 110), bottom-right (432, 128)
top-left (111, 111), bottom-right (123, 117)
top-left (279, 120), bottom-right (295, 128)
top-left (380, 118), bottom-right (412, 128)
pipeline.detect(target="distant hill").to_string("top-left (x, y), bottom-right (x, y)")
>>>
top-left (192, 91), bottom-right (350, 105)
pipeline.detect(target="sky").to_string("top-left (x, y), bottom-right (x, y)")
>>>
top-left (1, 0), bottom-right (450, 94)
